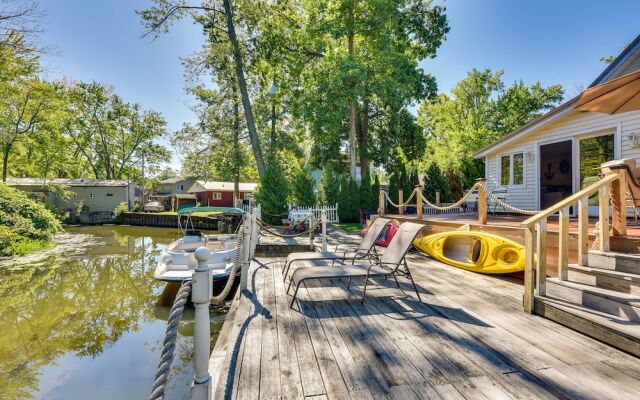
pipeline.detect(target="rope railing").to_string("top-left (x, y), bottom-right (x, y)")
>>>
top-left (476, 182), bottom-right (540, 215)
top-left (421, 183), bottom-right (479, 211)
top-left (148, 280), bottom-right (192, 400)
top-left (256, 218), bottom-right (322, 238)
top-left (382, 187), bottom-right (417, 208)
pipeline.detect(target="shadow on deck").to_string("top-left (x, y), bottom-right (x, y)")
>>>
top-left (209, 251), bottom-right (640, 400)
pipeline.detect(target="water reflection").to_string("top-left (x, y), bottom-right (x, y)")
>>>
top-left (0, 226), bottom-right (229, 400)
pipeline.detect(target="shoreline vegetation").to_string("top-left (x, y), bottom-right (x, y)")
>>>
top-left (0, 184), bottom-right (61, 257)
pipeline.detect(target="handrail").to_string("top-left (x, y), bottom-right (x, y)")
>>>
top-left (521, 173), bottom-right (619, 228)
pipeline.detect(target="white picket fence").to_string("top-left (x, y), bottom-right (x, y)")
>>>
top-left (288, 204), bottom-right (339, 223)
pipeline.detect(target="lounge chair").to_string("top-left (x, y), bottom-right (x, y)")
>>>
top-left (287, 222), bottom-right (425, 309)
top-left (281, 217), bottom-right (391, 280)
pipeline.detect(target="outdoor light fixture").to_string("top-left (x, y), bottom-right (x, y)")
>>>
top-left (526, 152), bottom-right (535, 162)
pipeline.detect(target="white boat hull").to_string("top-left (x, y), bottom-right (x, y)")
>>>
top-left (155, 234), bottom-right (239, 283)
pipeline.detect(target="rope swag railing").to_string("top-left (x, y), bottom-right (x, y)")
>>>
top-left (148, 280), bottom-right (192, 400)
top-left (476, 183), bottom-right (541, 215)
top-left (421, 183), bottom-right (480, 211)
top-left (382, 187), bottom-right (417, 208)
top-left (256, 218), bottom-right (322, 238)
top-left (211, 226), bottom-right (244, 304)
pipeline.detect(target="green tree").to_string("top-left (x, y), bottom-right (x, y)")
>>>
top-left (417, 68), bottom-right (563, 179)
top-left (370, 174), bottom-right (380, 210)
top-left (319, 164), bottom-right (340, 205)
top-left (254, 162), bottom-right (289, 223)
top-left (337, 175), bottom-right (351, 222)
top-left (292, 166), bottom-right (316, 206)
top-left (348, 177), bottom-right (360, 222)
top-left (422, 162), bottom-right (449, 203)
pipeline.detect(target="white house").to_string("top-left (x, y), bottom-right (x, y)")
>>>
top-left (474, 34), bottom-right (640, 213)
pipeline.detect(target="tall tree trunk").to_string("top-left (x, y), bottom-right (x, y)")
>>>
top-left (223, 0), bottom-right (266, 179)
top-left (232, 77), bottom-right (241, 201)
top-left (358, 101), bottom-right (369, 180)
top-left (2, 144), bottom-right (10, 182)
top-left (347, 9), bottom-right (357, 180)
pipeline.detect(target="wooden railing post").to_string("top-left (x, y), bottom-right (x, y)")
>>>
top-left (398, 189), bottom-right (404, 215)
top-left (611, 171), bottom-right (627, 236)
top-left (523, 226), bottom-right (535, 314)
top-left (578, 197), bottom-right (589, 266)
top-left (378, 189), bottom-right (385, 215)
top-left (477, 178), bottom-right (487, 225)
top-left (192, 247), bottom-right (213, 400)
top-left (321, 209), bottom-right (327, 252)
top-left (536, 220), bottom-right (547, 296)
top-left (416, 186), bottom-right (423, 220)
top-left (558, 207), bottom-right (570, 281)
top-left (435, 191), bottom-right (441, 206)
top-left (599, 185), bottom-right (610, 252)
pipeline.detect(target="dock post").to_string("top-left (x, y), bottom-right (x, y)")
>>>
top-left (398, 189), bottom-right (404, 215)
top-left (379, 189), bottom-right (385, 215)
top-left (191, 247), bottom-right (213, 400)
top-left (477, 178), bottom-right (487, 225)
top-left (309, 212), bottom-right (315, 250)
top-left (250, 208), bottom-right (259, 257)
top-left (416, 185), bottom-right (423, 220)
top-left (240, 216), bottom-right (251, 292)
top-left (321, 209), bottom-right (327, 252)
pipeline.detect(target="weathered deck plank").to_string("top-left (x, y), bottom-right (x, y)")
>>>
top-left (210, 246), bottom-right (640, 400)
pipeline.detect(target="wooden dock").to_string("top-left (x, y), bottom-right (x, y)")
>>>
top-left (209, 251), bottom-right (640, 399)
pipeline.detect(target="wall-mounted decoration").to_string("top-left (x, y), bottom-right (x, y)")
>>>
top-left (559, 159), bottom-right (571, 174)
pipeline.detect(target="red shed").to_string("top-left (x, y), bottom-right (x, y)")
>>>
top-left (187, 181), bottom-right (258, 207)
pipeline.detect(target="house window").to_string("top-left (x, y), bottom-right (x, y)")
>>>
top-left (106, 193), bottom-right (113, 197)
top-left (89, 192), bottom-right (93, 198)
top-left (499, 152), bottom-right (524, 186)
top-left (180, 184), bottom-right (184, 191)
top-left (212, 192), bottom-right (222, 200)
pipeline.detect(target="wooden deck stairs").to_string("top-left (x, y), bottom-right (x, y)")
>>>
top-left (521, 163), bottom-right (640, 357)
top-left (534, 250), bottom-right (640, 356)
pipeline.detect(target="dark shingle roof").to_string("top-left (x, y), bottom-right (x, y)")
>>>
top-left (6, 178), bottom-right (130, 187)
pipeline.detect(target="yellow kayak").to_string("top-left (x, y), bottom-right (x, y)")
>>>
top-left (413, 231), bottom-right (525, 274)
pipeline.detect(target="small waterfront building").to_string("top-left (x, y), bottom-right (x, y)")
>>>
top-left (187, 180), bottom-right (258, 207)
top-left (474, 34), bottom-right (640, 214)
top-left (6, 178), bottom-right (135, 212)
top-left (156, 176), bottom-right (198, 196)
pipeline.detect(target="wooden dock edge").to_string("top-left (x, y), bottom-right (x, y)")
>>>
top-left (208, 286), bottom-right (242, 399)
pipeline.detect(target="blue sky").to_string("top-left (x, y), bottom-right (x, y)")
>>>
top-left (39, 0), bottom-right (640, 171)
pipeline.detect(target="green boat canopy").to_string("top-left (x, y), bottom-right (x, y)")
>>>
top-left (177, 206), bottom-right (245, 216)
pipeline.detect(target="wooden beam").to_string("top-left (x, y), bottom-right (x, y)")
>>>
top-left (398, 189), bottom-right (404, 215)
top-left (378, 189), bottom-right (384, 216)
top-left (558, 207), bottom-right (570, 280)
top-left (535, 220), bottom-right (547, 296)
top-left (416, 186), bottom-right (423, 220)
top-left (523, 226), bottom-right (535, 313)
top-left (599, 185), bottom-right (610, 252)
top-left (611, 170), bottom-right (627, 236)
top-left (578, 197), bottom-right (589, 266)
top-left (477, 179), bottom-right (487, 225)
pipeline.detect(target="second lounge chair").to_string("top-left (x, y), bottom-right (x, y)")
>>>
top-left (287, 222), bottom-right (425, 309)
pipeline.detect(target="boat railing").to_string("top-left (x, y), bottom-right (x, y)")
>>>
top-left (519, 167), bottom-right (628, 313)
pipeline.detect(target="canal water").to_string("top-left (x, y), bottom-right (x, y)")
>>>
top-left (0, 225), bottom-right (230, 400)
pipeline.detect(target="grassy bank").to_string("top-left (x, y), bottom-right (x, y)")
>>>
top-left (333, 223), bottom-right (363, 235)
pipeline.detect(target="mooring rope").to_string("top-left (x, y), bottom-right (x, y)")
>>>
top-left (148, 280), bottom-right (192, 400)
top-left (383, 188), bottom-right (417, 208)
top-left (211, 227), bottom-right (244, 304)
top-left (256, 218), bottom-right (322, 238)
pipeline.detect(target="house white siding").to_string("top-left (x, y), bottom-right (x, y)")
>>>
top-left (484, 110), bottom-right (640, 210)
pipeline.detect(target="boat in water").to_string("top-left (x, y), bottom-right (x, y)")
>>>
top-left (154, 207), bottom-right (244, 283)
top-left (413, 231), bottom-right (525, 274)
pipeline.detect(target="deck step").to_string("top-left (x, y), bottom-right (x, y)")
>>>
top-left (588, 250), bottom-right (640, 274)
top-left (534, 295), bottom-right (640, 357)
top-left (567, 264), bottom-right (640, 295)
top-left (546, 278), bottom-right (640, 322)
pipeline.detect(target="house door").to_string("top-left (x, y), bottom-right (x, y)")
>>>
top-left (577, 133), bottom-right (615, 216)
top-left (539, 140), bottom-right (573, 210)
